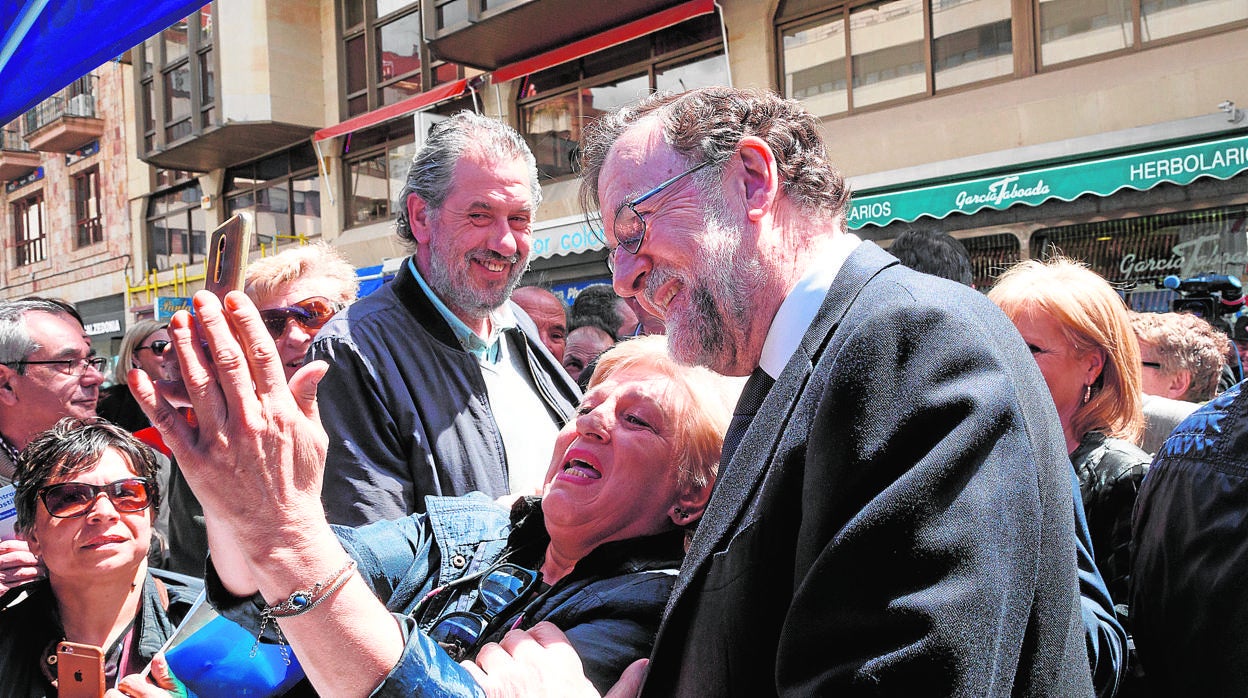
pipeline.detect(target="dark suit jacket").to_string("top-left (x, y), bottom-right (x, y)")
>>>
top-left (642, 243), bottom-right (1093, 696)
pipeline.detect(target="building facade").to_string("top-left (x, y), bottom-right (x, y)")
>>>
top-left (0, 62), bottom-right (135, 368)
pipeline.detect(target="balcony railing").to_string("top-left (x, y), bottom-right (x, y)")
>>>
top-left (0, 124), bottom-right (40, 181)
top-left (22, 74), bottom-right (104, 152)
top-left (23, 75), bottom-right (99, 133)
top-left (1, 126), bottom-right (33, 152)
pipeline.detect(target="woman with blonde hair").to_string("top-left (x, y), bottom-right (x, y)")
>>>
top-left (989, 257), bottom-right (1150, 610)
top-left (98, 320), bottom-right (171, 432)
top-left (244, 242), bottom-right (358, 382)
top-left (123, 310), bottom-right (739, 696)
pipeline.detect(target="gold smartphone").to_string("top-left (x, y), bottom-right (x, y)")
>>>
top-left (204, 212), bottom-right (253, 299)
top-left (56, 641), bottom-right (105, 698)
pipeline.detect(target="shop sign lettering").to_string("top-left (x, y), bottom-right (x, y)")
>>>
top-left (1130, 145), bottom-right (1248, 182)
top-left (1118, 233), bottom-right (1248, 280)
top-left (954, 176), bottom-right (1050, 209)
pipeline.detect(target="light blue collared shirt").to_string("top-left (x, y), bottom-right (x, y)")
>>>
top-left (408, 258), bottom-right (515, 364)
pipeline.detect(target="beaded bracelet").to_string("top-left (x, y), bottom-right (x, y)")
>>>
top-left (251, 559), bottom-right (358, 664)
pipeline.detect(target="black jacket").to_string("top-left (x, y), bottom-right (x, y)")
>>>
top-left (643, 243), bottom-right (1092, 696)
top-left (0, 568), bottom-right (201, 697)
top-left (1131, 381), bottom-right (1248, 697)
top-left (311, 258), bottom-right (580, 526)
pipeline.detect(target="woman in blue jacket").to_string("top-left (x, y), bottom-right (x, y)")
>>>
top-left (120, 291), bottom-right (739, 698)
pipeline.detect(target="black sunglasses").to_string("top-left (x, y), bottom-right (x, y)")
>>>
top-left (38, 478), bottom-right (153, 519)
top-left (428, 562), bottom-right (541, 660)
top-left (136, 340), bottom-right (171, 355)
top-left (258, 297), bottom-right (339, 339)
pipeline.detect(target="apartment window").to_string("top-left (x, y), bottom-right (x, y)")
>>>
top-left (340, 0), bottom-right (462, 118)
top-left (73, 168), bottom-right (103, 248)
top-left (138, 4), bottom-right (216, 153)
top-left (342, 118), bottom-right (418, 228)
top-left (777, 0), bottom-right (1013, 117)
top-left (226, 145), bottom-right (323, 249)
top-left (518, 16), bottom-right (729, 181)
top-left (779, 0), bottom-right (1245, 113)
top-left (12, 192), bottom-right (47, 267)
top-left (1037, 0), bottom-right (1134, 65)
top-left (146, 183), bottom-right (206, 271)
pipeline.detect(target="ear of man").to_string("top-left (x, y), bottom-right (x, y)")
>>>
top-left (0, 366), bottom-right (18, 407)
top-left (735, 136), bottom-right (780, 223)
top-left (1166, 370), bottom-right (1193, 401)
top-left (407, 194), bottom-right (433, 246)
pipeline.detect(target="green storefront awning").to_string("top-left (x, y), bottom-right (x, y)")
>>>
top-left (846, 132), bottom-right (1248, 230)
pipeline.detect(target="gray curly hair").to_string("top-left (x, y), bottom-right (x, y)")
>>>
top-left (578, 87), bottom-right (850, 229)
top-left (394, 111), bottom-right (542, 246)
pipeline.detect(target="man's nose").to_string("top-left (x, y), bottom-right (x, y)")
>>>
top-left (611, 250), bottom-right (650, 300)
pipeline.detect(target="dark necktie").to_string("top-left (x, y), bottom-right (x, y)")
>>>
top-left (720, 367), bottom-right (776, 469)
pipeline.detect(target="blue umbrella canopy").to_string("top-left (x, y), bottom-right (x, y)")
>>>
top-left (0, 0), bottom-right (209, 125)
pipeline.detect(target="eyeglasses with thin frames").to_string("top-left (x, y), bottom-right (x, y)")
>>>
top-left (607, 160), bottom-right (712, 272)
top-left (6, 356), bottom-right (107, 376)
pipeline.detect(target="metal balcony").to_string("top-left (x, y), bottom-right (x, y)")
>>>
top-left (0, 126), bottom-right (40, 181)
top-left (23, 75), bottom-right (105, 153)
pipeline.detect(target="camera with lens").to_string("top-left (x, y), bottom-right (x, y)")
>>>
top-left (1163, 274), bottom-right (1244, 323)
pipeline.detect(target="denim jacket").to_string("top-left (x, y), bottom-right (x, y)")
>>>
top-left (210, 494), bottom-right (685, 697)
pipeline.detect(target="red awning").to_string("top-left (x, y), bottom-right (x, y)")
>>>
top-left (312, 78), bottom-right (470, 142)
top-left (489, 0), bottom-right (717, 84)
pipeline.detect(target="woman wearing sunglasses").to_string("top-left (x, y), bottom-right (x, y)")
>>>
top-left (98, 321), bottom-right (173, 433)
top-left (122, 291), bottom-right (739, 698)
top-left (0, 418), bottom-right (200, 695)
top-left (243, 242), bottom-right (358, 382)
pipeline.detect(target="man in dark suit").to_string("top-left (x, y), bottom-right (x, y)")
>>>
top-left (470, 88), bottom-right (1094, 696)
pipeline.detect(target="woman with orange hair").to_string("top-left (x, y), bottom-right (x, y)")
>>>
top-left (989, 257), bottom-right (1151, 613)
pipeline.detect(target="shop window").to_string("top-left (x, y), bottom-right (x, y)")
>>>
top-left (518, 16), bottom-right (728, 182)
top-left (339, 0), bottom-right (462, 119)
top-left (1029, 204), bottom-right (1248, 310)
top-left (146, 182), bottom-right (206, 271)
top-left (12, 191), bottom-right (47, 267)
top-left (73, 167), bottom-right (103, 248)
top-left (138, 5), bottom-right (215, 153)
top-left (961, 232), bottom-right (1021, 290)
top-left (225, 145), bottom-right (323, 250)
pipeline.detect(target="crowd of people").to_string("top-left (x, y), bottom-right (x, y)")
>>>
top-left (0, 86), bottom-right (1245, 697)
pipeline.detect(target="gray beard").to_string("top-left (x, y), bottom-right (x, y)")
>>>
top-left (653, 209), bottom-right (760, 372)
top-left (425, 243), bottom-right (528, 322)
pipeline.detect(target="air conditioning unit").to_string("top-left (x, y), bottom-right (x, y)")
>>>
top-left (67, 94), bottom-right (93, 117)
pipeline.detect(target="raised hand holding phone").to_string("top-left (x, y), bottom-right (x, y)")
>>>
top-left (159, 212), bottom-right (253, 409)
top-left (203, 213), bottom-right (253, 301)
